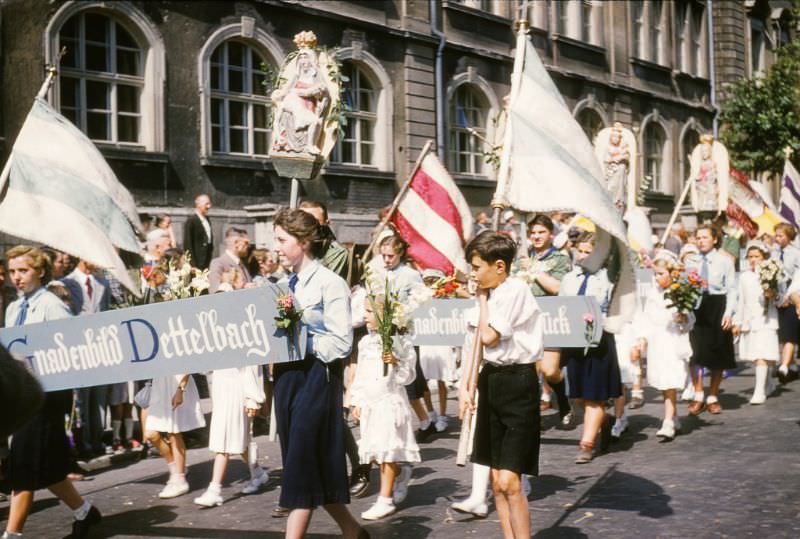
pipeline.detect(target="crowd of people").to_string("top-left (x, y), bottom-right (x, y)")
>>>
top-left (3, 193), bottom-right (800, 539)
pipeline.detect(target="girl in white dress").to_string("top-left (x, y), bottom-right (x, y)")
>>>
top-left (350, 299), bottom-right (421, 521)
top-left (732, 242), bottom-right (782, 404)
top-left (193, 365), bottom-right (268, 506)
top-left (634, 254), bottom-right (694, 440)
top-left (145, 373), bottom-right (206, 498)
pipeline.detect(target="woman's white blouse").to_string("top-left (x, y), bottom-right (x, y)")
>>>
top-left (292, 260), bottom-right (353, 364)
top-left (5, 287), bottom-right (71, 326)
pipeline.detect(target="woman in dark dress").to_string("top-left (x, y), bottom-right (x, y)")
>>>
top-left (2, 245), bottom-right (101, 539)
top-left (272, 209), bottom-right (368, 539)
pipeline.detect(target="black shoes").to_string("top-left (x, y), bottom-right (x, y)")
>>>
top-left (415, 423), bottom-right (436, 443)
top-left (272, 506), bottom-right (289, 518)
top-left (70, 505), bottom-right (101, 539)
top-left (349, 464), bottom-right (371, 498)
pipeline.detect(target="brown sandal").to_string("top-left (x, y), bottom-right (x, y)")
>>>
top-left (575, 441), bottom-right (594, 464)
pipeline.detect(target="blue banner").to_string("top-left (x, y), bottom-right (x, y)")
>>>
top-left (0, 286), bottom-right (305, 391)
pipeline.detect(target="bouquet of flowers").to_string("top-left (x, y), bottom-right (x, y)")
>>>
top-left (663, 265), bottom-right (705, 314)
top-left (758, 258), bottom-right (783, 315)
top-left (274, 293), bottom-right (304, 360)
top-left (582, 312), bottom-right (594, 354)
top-left (432, 274), bottom-right (462, 298)
top-left (161, 256), bottom-right (210, 301)
top-left (364, 268), bottom-right (432, 375)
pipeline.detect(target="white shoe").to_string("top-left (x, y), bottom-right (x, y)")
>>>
top-left (611, 416), bottom-right (628, 439)
top-left (241, 468), bottom-right (269, 494)
top-left (193, 488), bottom-right (223, 507)
top-left (656, 419), bottom-right (675, 440)
top-left (159, 478), bottom-right (190, 499)
top-left (361, 497), bottom-right (396, 520)
top-left (434, 416), bottom-right (448, 432)
top-left (392, 465), bottom-right (413, 505)
top-left (451, 497), bottom-right (489, 518)
top-left (749, 393), bottom-right (766, 405)
top-left (522, 474), bottom-right (531, 497)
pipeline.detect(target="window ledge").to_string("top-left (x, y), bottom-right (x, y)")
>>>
top-left (441, 1), bottom-right (511, 24)
top-left (200, 154), bottom-right (273, 171)
top-left (322, 165), bottom-right (396, 181)
top-left (631, 57), bottom-right (672, 75)
top-left (643, 191), bottom-right (675, 202)
top-left (551, 34), bottom-right (606, 56)
top-left (673, 71), bottom-right (710, 84)
top-left (99, 147), bottom-right (169, 163)
top-left (452, 173), bottom-right (495, 187)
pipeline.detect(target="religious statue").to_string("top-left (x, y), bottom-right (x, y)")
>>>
top-left (269, 31), bottom-right (340, 178)
top-left (593, 122), bottom-right (638, 211)
top-left (690, 134), bottom-right (730, 214)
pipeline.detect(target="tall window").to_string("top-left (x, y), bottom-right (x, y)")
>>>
top-left (557, 1), bottom-right (599, 44)
top-left (332, 62), bottom-right (377, 166)
top-left (677, 2), bottom-right (707, 76)
top-left (449, 85), bottom-right (488, 175)
top-left (209, 40), bottom-right (271, 156)
top-left (681, 128), bottom-right (701, 195)
top-left (576, 108), bottom-right (604, 143)
top-left (632, 1), bottom-right (665, 64)
top-left (58, 12), bottom-right (143, 144)
top-left (644, 123), bottom-right (666, 193)
top-left (749, 18), bottom-right (767, 77)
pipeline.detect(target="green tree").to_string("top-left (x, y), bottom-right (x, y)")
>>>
top-left (719, 40), bottom-right (800, 176)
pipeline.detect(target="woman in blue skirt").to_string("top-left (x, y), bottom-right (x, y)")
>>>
top-left (272, 208), bottom-right (368, 539)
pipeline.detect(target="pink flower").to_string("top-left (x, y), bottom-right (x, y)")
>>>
top-left (583, 313), bottom-right (594, 324)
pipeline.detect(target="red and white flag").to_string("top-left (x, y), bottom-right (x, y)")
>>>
top-left (391, 149), bottom-right (473, 276)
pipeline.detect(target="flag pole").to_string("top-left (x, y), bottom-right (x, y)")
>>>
top-left (363, 139), bottom-right (434, 260)
top-left (659, 168), bottom-right (695, 246)
top-left (0, 63), bottom-right (59, 192)
top-left (490, 18), bottom-right (528, 231)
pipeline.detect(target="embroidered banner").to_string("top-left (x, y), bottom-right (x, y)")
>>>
top-left (0, 286), bottom-right (305, 392)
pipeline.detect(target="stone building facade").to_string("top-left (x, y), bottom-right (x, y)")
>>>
top-left (0, 0), bottom-right (793, 251)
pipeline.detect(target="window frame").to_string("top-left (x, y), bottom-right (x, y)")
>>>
top-left (448, 84), bottom-right (490, 176)
top-left (643, 122), bottom-right (667, 194)
top-left (331, 61), bottom-right (378, 167)
top-left (46, 3), bottom-right (165, 151)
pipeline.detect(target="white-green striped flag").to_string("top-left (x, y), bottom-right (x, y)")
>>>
top-left (0, 97), bottom-right (143, 295)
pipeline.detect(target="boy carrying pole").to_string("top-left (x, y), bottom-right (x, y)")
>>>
top-left (459, 231), bottom-right (544, 539)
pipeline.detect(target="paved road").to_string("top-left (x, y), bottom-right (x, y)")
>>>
top-left (3, 365), bottom-right (800, 538)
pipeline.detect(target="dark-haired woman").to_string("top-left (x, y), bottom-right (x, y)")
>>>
top-left (272, 208), bottom-right (368, 539)
top-left (3, 246), bottom-right (101, 539)
top-left (685, 225), bottom-right (737, 415)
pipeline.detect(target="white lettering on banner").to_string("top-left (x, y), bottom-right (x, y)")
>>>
top-left (412, 306), bottom-right (468, 336)
top-left (540, 305), bottom-right (571, 335)
top-left (33, 326), bottom-right (124, 375)
top-left (28, 304), bottom-right (271, 377)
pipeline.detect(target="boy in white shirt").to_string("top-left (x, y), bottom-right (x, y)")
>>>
top-left (460, 232), bottom-right (543, 539)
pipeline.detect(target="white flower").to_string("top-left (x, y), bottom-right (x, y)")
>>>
top-left (181, 262), bottom-right (192, 279)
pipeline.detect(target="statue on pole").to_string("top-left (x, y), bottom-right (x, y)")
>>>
top-left (269, 31), bottom-right (341, 182)
top-left (593, 122), bottom-right (638, 212)
top-left (690, 134), bottom-right (730, 215)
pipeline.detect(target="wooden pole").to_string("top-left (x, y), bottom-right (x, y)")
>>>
top-left (363, 139), bottom-right (434, 260)
top-left (660, 173), bottom-right (695, 246)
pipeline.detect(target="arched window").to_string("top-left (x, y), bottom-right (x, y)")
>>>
top-left (643, 122), bottom-right (667, 193)
top-left (332, 62), bottom-right (377, 166)
top-left (58, 12), bottom-right (143, 143)
top-left (48, 2), bottom-right (165, 150)
top-left (209, 40), bottom-right (271, 156)
top-left (449, 84), bottom-right (489, 175)
top-left (576, 107), bottom-right (605, 144)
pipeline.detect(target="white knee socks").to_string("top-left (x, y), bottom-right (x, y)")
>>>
top-left (753, 364), bottom-right (768, 400)
top-left (470, 463), bottom-right (491, 502)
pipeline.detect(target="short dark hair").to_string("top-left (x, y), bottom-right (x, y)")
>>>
top-left (696, 224), bottom-right (720, 245)
top-left (527, 213), bottom-right (554, 233)
top-left (465, 231), bottom-right (516, 270)
top-left (225, 227), bottom-right (248, 239)
top-left (299, 200), bottom-right (329, 222)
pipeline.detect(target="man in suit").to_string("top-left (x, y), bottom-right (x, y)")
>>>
top-left (62, 260), bottom-right (113, 458)
top-left (208, 227), bottom-right (252, 294)
top-left (183, 194), bottom-right (214, 270)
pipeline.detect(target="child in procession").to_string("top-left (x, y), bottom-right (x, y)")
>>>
top-left (634, 253), bottom-right (694, 440)
top-left (349, 298), bottom-right (420, 520)
top-left (733, 241), bottom-right (782, 404)
top-left (559, 232), bottom-right (621, 463)
top-left (461, 231), bottom-right (543, 539)
top-left (773, 223), bottom-right (800, 384)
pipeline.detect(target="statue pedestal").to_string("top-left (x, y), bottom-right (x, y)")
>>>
top-left (270, 154), bottom-right (324, 180)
